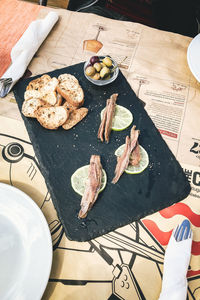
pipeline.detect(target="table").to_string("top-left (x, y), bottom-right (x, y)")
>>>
top-left (1, 1), bottom-right (200, 299)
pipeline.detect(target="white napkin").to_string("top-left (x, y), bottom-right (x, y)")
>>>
top-left (1, 11), bottom-right (59, 93)
top-left (158, 230), bottom-right (192, 300)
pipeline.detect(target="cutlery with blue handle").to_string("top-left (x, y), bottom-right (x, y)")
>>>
top-left (174, 219), bottom-right (192, 242)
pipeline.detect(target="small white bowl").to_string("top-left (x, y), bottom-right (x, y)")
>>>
top-left (84, 56), bottom-right (119, 86)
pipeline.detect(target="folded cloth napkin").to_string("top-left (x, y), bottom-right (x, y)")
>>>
top-left (0, 11), bottom-right (59, 95)
top-left (158, 222), bottom-right (193, 300)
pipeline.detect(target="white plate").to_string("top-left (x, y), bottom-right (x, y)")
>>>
top-left (0, 183), bottom-right (52, 300)
top-left (187, 33), bottom-right (200, 82)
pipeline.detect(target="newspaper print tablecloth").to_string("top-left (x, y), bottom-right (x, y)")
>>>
top-left (1, 3), bottom-right (200, 299)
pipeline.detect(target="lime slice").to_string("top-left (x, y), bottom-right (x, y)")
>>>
top-left (71, 165), bottom-right (107, 196)
top-left (100, 105), bottom-right (133, 131)
top-left (115, 144), bottom-right (149, 174)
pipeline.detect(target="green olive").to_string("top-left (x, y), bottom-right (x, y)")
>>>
top-left (93, 62), bottom-right (102, 72)
top-left (100, 62), bottom-right (106, 68)
top-left (93, 73), bottom-right (101, 80)
top-left (103, 74), bottom-right (111, 80)
top-left (102, 57), bottom-right (112, 67)
top-left (100, 66), bottom-right (110, 79)
top-left (85, 66), bottom-right (96, 77)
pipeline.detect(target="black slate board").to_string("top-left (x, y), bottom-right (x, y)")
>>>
top-left (13, 62), bottom-right (191, 241)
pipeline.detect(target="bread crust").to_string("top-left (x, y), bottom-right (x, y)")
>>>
top-left (26, 75), bottom-right (51, 91)
top-left (58, 74), bottom-right (79, 85)
top-left (62, 107), bottom-right (88, 130)
top-left (55, 93), bottom-right (63, 106)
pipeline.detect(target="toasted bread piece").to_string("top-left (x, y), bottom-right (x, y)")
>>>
top-left (62, 100), bottom-right (77, 112)
top-left (26, 75), bottom-right (51, 91)
top-left (41, 77), bottom-right (59, 94)
top-left (24, 89), bottom-right (42, 101)
top-left (57, 85), bottom-right (84, 107)
top-left (42, 91), bottom-right (57, 106)
top-left (57, 73), bottom-right (84, 107)
top-left (24, 89), bottom-right (57, 105)
top-left (58, 74), bottom-right (79, 85)
top-left (62, 107), bottom-right (88, 130)
top-left (58, 74), bottom-right (79, 90)
top-left (55, 93), bottom-right (63, 107)
top-left (36, 106), bottom-right (69, 130)
top-left (59, 80), bottom-right (79, 91)
top-left (25, 76), bottom-right (59, 106)
top-left (22, 98), bottom-right (45, 118)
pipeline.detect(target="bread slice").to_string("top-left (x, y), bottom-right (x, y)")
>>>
top-left (26, 75), bottom-right (51, 91)
top-left (36, 106), bottom-right (69, 130)
top-left (55, 93), bottom-right (63, 107)
top-left (62, 107), bottom-right (88, 130)
top-left (24, 89), bottom-right (42, 101)
top-left (58, 74), bottom-right (79, 85)
top-left (42, 91), bottom-right (57, 106)
top-left (24, 89), bottom-right (57, 105)
top-left (25, 76), bottom-right (59, 106)
top-left (22, 98), bottom-right (45, 118)
top-left (57, 73), bottom-right (84, 107)
top-left (41, 77), bottom-right (59, 94)
top-left (59, 80), bottom-right (79, 91)
top-left (62, 100), bottom-right (77, 112)
top-left (57, 85), bottom-right (84, 107)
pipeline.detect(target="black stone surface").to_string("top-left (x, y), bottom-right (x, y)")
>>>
top-left (13, 62), bottom-right (191, 241)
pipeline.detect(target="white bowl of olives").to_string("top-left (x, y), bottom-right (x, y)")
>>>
top-left (84, 56), bottom-right (119, 86)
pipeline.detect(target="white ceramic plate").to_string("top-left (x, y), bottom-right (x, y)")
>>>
top-left (187, 33), bottom-right (200, 82)
top-left (0, 183), bottom-right (52, 300)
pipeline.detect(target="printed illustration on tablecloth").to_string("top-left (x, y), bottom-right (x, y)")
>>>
top-left (1, 128), bottom-right (200, 300)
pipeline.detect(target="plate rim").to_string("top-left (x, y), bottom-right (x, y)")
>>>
top-left (187, 33), bottom-right (200, 82)
top-left (0, 182), bottom-right (53, 300)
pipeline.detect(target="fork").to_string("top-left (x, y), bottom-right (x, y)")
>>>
top-left (174, 219), bottom-right (192, 242)
top-left (0, 78), bottom-right (13, 98)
